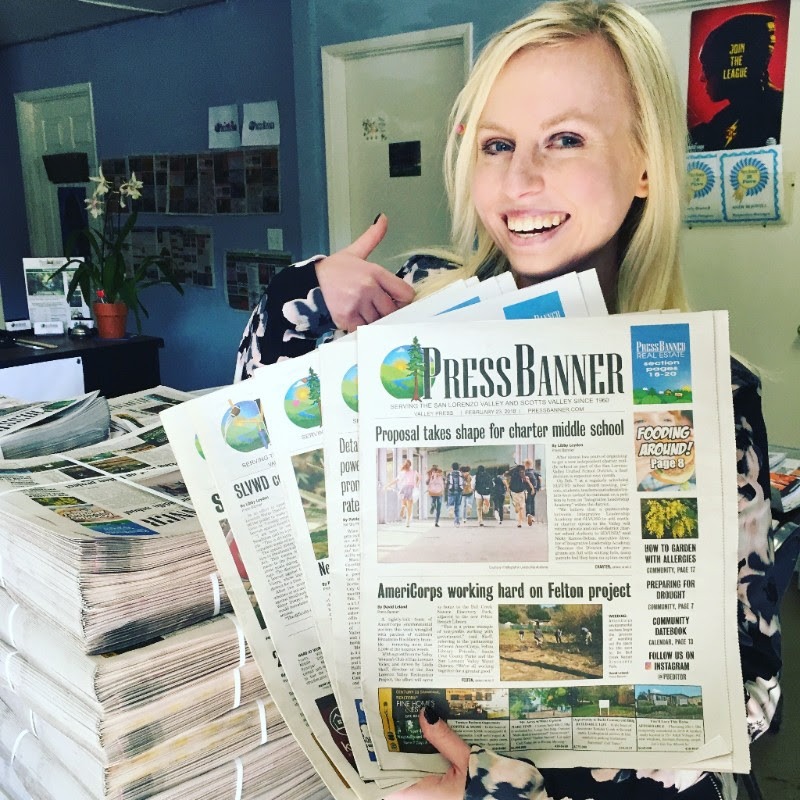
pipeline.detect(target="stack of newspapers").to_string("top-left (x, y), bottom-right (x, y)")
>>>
top-left (0, 392), bottom-right (110, 459)
top-left (162, 269), bottom-right (751, 798)
top-left (0, 387), bottom-right (331, 800)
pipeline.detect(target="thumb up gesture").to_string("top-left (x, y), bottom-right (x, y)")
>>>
top-left (315, 214), bottom-right (415, 332)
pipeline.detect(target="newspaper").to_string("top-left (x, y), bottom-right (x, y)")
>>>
top-left (315, 270), bottom-right (603, 780)
top-left (158, 280), bottom-right (541, 795)
top-left (355, 311), bottom-right (748, 775)
top-left (0, 392), bottom-right (110, 459)
top-left (0, 423), bottom-right (228, 653)
top-left (107, 386), bottom-right (195, 435)
top-left (0, 683), bottom-right (284, 799)
top-left (159, 404), bottom-right (367, 800)
top-left (0, 690), bottom-right (330, 800)
top-left (156, 273), bottom-right (608, 792)
top-left (22, 257), bottom-right (91, 331)
top-left (163, 383), bottom-right (407, 798)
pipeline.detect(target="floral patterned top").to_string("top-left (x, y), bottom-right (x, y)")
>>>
top-left (234, 257), bottom-right (781, 800)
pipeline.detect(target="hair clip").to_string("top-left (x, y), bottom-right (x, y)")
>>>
top-left (454, 123), bottom-right (466, 137)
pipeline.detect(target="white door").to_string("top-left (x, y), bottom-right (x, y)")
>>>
top-left (15, 83), bottom-right (98, 257)
top-left (323, 25), bottom-right (472, 272)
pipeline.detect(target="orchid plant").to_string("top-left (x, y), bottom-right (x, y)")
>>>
top-left (53, 167), bottom-right (183, 332)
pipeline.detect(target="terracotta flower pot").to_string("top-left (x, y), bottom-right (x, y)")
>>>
top-left (93, 301), bottom-right (128, 339)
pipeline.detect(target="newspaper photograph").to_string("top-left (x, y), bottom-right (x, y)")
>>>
top-left (355, 311), bottom-right (748, 775)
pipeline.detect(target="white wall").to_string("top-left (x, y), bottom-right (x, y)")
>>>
top-left (638, 0), bottom-right (800, 448)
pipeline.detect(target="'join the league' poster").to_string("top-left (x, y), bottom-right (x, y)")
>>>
top-left (684, 0), bottom-right (790, 225)
top-left (687, 0), bottom-right (790, 152)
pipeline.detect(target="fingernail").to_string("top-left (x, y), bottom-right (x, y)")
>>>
top-left (423, 705), bottom-right (440, 725)
top-left (373, 213), bottom-right (382, 225)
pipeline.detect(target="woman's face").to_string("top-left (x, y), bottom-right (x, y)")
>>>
top-left (472, 35), bottom-right (648, 289)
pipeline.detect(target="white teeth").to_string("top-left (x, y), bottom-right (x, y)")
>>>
top-left (508, 216), bottom-right (533, 232)
top-left (507, 213), bottom-right (565, 233)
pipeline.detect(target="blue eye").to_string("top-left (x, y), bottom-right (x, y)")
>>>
top-left (481, 139), bottom-right (514, 155)
top-left (551, 133), bottom-right (583, 148)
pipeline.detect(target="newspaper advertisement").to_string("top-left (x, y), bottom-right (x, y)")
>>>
top-left (355, 311), bottom-right (748, 775)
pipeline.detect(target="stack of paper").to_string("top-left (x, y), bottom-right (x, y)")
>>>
top-left (0, 410), bottom-right (331, 799)
top-left (0, 392), bottom-right (110, 459)
top-left (162, 268), bottom-right (750, 796)
top-left (0, 423), bottom-right (229, 653)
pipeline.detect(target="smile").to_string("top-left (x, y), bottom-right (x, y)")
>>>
top-left (506, 213), bottom-right (569, 235)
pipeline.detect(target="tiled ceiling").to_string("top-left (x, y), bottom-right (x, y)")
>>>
top-left (0, 0), bottom-right (224, 49)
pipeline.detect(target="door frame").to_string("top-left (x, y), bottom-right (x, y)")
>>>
top-left (15, 82), bottom-right (98, 256)
top-left (321, 24), bottom-right (472, 253)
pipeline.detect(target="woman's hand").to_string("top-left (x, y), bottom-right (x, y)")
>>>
top-left (315, 214), bottom-right (416, 332)
top-left (385, 710), bottom-right (471, 800)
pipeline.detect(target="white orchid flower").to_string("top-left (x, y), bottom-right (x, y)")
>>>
top-left (84, 195), bottom-right (104, 219)
top-left (119, 172), bottom-right (143, 201)
top-left (89, 167), bottom-right (110, 196)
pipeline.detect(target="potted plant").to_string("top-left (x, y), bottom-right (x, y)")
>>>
top-left (53, 168), bottom-right (183, 338)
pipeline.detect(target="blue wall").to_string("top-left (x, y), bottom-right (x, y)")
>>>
top-left (0, 0), bottom-right (300, 390)
top-left (289, 0), bottom-right (536, 258)
top-left (0, 0), bottom-right (538, 391)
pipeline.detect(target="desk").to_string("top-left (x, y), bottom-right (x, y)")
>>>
top-left (0, 334), bottom-right (164, 398)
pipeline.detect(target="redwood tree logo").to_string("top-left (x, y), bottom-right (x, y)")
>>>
top-left (380, 337), bottom-right (432, 401)
top-left (285, 366), bottom-right (322, 428)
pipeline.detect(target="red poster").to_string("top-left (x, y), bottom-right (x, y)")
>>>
top-left (687, 0), bottom-right (790, 151)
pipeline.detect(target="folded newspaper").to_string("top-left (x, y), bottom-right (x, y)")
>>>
top-left (0, 687), bottom-right (292, 800)
top-left (355, 311), bottom-right (745, 775)
top-left (0, 690), bottom-right (330, 800)
top-left (0, 599), bottom-right (265, 762)
top-left (107, 386), bottom-right (195, 436)
top-left (0, 392), bottom-right (110, 459)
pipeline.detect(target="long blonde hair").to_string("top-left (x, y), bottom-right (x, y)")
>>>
top-left (425, 0), bottom-right (687, 313)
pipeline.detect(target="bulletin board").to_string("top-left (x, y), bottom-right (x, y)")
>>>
top-left (101, 149), bottom-right (279, 215)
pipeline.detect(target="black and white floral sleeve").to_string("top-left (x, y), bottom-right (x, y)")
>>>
top-left (233, 256), bottom-right (331, 381)
top-left (731, 358), bottom-right (782, 740)
top-left (234, 254), bottom-right (458, 381)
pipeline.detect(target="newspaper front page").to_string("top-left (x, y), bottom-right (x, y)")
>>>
top-left (319, 271), bottom-right (602, 781)
top-left (356, 311), bottom-right (748, 775)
